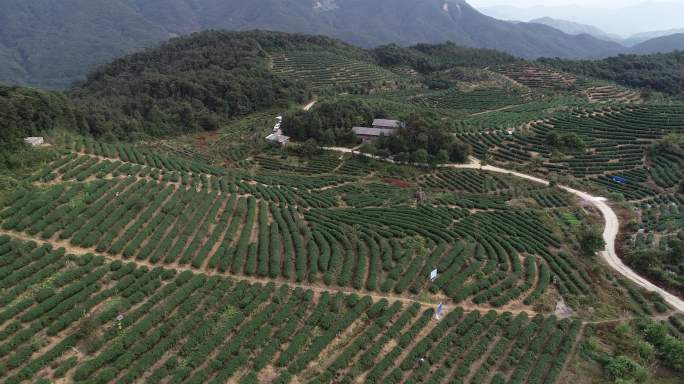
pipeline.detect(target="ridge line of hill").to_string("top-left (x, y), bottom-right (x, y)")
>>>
top-left (0, 0), bottom-right (669, 89)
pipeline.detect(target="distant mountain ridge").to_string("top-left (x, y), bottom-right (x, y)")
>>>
top-left (0, 0), bottom-right (632, 89)
top-left (478, 2), bottom-right (684, 37)
top-left (528, 16), bottom-right (684, 50)
top-left (630, 33), bottom-right (684, 55)
top-left (529, 17), bottom-right (622, 43)
top-left (624, 29), bottom-right (684, 46)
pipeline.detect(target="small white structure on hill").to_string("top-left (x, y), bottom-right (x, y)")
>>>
top-left (266, 116), bottom-right (289, 147)
top-left (352, 119), bottom-right (404, 142)
top-left (24, 137), bottom-right (44, 146)
top-left (266, 133), bottom-right (290, 147)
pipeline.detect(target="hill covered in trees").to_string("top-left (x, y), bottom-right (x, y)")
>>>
top-left (5, 29), bottom-right (683, 146)
top-left (371, 43), bottom-right (517, 73)
top-left (630, 34), bottom-right (684, 55)
top-left (2, 21), bottom-right (684, 384)
top-left (67, 30), bottom-right (533, 140)
top-left (0, 0), bottom-right (651, 88)
top-left (539, 51), bottom-right (684, 98)
top-left (0, 85), bottom-right (85, 168)
top-left (68, 31), bottom-right (321, 140)
top-left (0, 85), bottom-right (84, 143)
top-left (0, 0), bottom-right (170, 89)
top-left (2, 30), bottom-right (528, 144)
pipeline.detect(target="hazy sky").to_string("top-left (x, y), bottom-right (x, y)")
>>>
top-left (469, 0), bottom-right (684, 35)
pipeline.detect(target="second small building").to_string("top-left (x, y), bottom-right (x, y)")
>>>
top-left (352, 119), bottom-right (404, 142)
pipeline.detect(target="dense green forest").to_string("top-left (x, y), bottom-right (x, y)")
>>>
top-left (0, 85), bottom-right (82, 168)
top-left (67, 30), bottom-right (530, 141)
top-left (0, 30), bottom-right (540, 145)
top-left (282, 99), bottom-right (379, 146)
top-left (0, 0), bottom-right (644, 88)
top-left (370, 116), bottom-right (472, 163)
top-left (539, 51), bottom-right (684, 98)
top-left (69, 31), bottom-right (318, 139)
top-left (281, 99), bottom-right (472, 164)
top-left (626, 240), bottom-right (684, 292)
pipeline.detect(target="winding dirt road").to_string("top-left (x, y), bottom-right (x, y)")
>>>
top-left (325, 148), bottom-right (684, 313)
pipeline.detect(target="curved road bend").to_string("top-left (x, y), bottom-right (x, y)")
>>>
top-left (324, 148), bottom-right (684, 313)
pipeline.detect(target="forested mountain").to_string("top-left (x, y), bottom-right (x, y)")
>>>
top-left (631, 34), bottom-right (684, 55)
top-left (69, 31), bottom-right (321, 139)
top-left (624, 28), bottom-right (684, 47)
top-left (527, 17), bottom-right (684, 53)
top-left (539, 51), bottom-right (684, 98)
top-left (67, 30), bottom-right (526, 140)
top-left (371, 43), bottom-right (517, 72)
top-left (529, 17), bottom-right (621, 43)
top-left (0, 0), bottom-right (634, 88)
top-left (1, 30), bottom-right (525, 142)
top-left (5, 28), bottom-right (683, 147)
top-left (0, 0), bottom-right (169, 89)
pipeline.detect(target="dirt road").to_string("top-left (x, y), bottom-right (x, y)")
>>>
top-left (464, 161), bottom-right (684, 313)
top-left (325, 148), bottom-right (684, 313)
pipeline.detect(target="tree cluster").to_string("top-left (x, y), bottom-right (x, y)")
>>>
top-left (0, 85), bottom-right (80, 169)
top-left (540, 51), bottom-right (684, 99)
top-left (605, 355), bottom-right (648, 382)
top-left (372, 42), bottom-right (517, 74)
top-left (545, 131), bottom-right (585, 153)
top-left (635, 318), bottom-right (684, 372)
top-left (282, 99), bottom-right (380, 146)
top-left (69, 31), bottom-right (312, 140)
top-left (370, 116), bottom-right (472, 164)
top-left (650, 133), bottom-right (683, 153)
top-left (625, 239), bottom-right (684, 290)
top-left (577, 225), bottom-right (605, 257)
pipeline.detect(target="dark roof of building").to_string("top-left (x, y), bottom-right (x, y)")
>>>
top-left (372, 119), bottom-right (402, 129)
top-left (352, 127), bottom-right (395, 137)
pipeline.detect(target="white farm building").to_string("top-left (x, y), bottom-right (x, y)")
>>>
top-left (24, 137), bottom-right (44, 146)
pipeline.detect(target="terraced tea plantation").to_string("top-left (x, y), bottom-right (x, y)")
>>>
top-left (410, 88), bottom-right (530, 113)
top-left (0, 236), bottom-right (584, 383)
top-left (457, 104), bottom-right (684, 200)
top-left (2, 115), bottom-right (682, 384)
top-left (4, 143), bottom-right (596, 311)
top-left (584, 85), bottom-right (641, 103)
top-left (271, 51), bottom-right (400, 90)
top-left (494, 63), bottom-right (578, 89)
top-left (5, 28), bottom-right (684, 384)
top-left (4, 54), bottom-right (684, 384)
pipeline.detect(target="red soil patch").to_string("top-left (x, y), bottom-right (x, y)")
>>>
top-left (194, 130), bottom-right (219, 149)
top-left (382, 178), bottom-right (415, 188)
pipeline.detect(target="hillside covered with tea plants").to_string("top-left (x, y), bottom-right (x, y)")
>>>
top-left (0, 29), bottom-right (683, 384)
